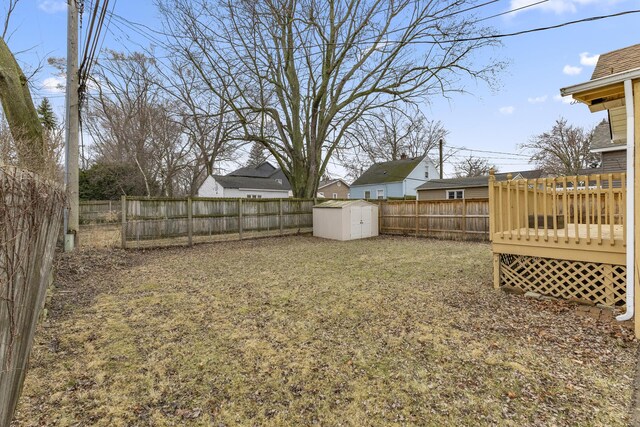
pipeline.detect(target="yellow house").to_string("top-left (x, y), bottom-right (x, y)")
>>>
top-left (560, 44), bottom-right (640, 336)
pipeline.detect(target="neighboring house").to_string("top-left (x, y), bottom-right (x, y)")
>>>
top-left (317, 179), bottom-right (350, 199)
top-left (349, 154), bottom-right (438, 199)
top-left (197, 161), bottom-right (291, 198)
top-left (417, 169), bottom-right (544, 201)
top-left (589, 119), bottom-right (626, 172)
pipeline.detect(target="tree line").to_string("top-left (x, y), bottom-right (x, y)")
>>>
top-left (1, 0), bottom-right (603, 201)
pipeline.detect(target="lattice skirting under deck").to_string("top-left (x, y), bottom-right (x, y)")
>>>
top-left (497, 254), bottom-right (626, 307)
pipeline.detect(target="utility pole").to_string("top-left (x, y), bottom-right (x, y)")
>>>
top-left (438, 138), bottom-right (444, 179)
top-left (64, 0), bottom-right (79, 251)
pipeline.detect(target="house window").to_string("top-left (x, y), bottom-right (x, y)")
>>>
top-left (247, 194), bottom-right (262, 199)
top-left (333, 193), bottom-right (338, 199)
top-left (318, 192), bottom-right (325, 197)
top-left (446, 190), bottom-right (464, 200)
top-left (425, 170), bottom-right (429, 178)
top-left (337, 181), bottom-right (341, 187)
top-left (377, 189), bottom-right (384, 199)
top-left (364, 190), bottom-right (371, 199)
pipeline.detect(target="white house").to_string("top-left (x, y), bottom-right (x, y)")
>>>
top-left (197, 162), bottom-right (291, 199)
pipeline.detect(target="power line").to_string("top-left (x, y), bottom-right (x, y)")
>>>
top-left (102, 0), bottom-right (550, 60)
top-left (409, 9), bottom-right (640, 44)
top-left (475, 0), bottom-right (548, 22)
top-left (448, 145), bottom-right (530, 158)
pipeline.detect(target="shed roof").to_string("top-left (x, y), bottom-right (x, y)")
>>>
top-left (313, 200), bottom-right (376, 209)
top-left (592, 44), bottom-right (640, 80)
top-left (351, 155), bottom-right (425, 186)
top-left (416, 169), bottom-right (544, 191)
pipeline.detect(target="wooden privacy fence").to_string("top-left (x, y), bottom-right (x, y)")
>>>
top-left (0, 166), bottom-right (64, 425)
top-left (121, 197), bottom-right (314, 248)
top-left (378, 199), bottom-right (490, 241)
top-left (79, 200), bottom-right (121, 224)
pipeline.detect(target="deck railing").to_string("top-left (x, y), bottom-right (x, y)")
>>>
top-left (489, 171), bottom-right (626, 246)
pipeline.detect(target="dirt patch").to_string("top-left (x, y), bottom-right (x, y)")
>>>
top-left (12, 236), bottom-right (637, 426)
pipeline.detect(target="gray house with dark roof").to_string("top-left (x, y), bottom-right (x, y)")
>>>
top-left (590, 119), bottom-right (626, 173)
top-left (350, 155), bottom-right (438, 199)
top-left (197, 162), bottom-right (291, 199)
top-left (417, 169), bottom-right (544, 201)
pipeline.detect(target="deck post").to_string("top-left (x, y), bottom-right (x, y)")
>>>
top-left (488, 169), bottom-right (495, 238)
top-left (493, 253), bottom-right (501, 289)
top-left (634, 79), bottom-right (640, 339)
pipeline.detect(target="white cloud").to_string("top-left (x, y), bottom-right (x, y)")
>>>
top-left (579, 52), bottom-right (599, 66)
top-left (527, 95), bottom-right (548, 104)
top-left (554, 94), bottom-right (574, 104)
top-left (42, 76), bottom-right (65, 93)
top-left (38, 0), bottom-right (67, 14)
top-left (563, 64), bottom-right (582, 75)
top-left (499, 106), bottom-right (515, 115)
top-left (509, 0), bottom-right (618, 15)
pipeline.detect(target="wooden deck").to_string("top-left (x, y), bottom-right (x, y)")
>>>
top-left (489, 172), bottom-right (627, 265)
top-left (492, 224), bottom-right (625, 265)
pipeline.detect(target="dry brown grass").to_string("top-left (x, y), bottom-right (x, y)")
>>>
top-left (13, 236), bottom-right (638, 426)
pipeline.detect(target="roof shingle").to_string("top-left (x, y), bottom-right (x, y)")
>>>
top-left (416, 169), bottom-right (544, 190)
top-left (591, 44), bottom-right (640, 80)
top-left (351, 156), bottom-right (425, 186)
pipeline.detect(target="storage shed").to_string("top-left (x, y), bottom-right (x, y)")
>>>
top-left (313, 200), bottom-right (378, 241)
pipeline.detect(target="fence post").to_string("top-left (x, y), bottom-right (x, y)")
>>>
top-left (238, 198), bottom-right (243, 240)
top-left (279, 199), bottom-right (284, 235)
top-left (121, 195), bottom-right (127, 249)
top-left (187, 197), bottom-right (193, 247)
top-left (462, 198), bottom-right (467, 240)
top-left (415, 199), bottom-right (419, 237)
top-left (378, 200), bottom-right (383, 234)
top-left (493, 253), bottom-right (501, 289)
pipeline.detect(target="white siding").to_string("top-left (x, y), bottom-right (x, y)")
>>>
top-left (404, 157), bottom-right (438, 196)
top-left (197, 176), bottom-right (289, 198)
top-left (197, 176), bottom-right (224, 197)
top-left (224, 188), bottom-right (290, 199)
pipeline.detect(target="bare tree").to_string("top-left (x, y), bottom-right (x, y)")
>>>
top-left (337, 105), bottom-right (450, 180)
top-left (521, 118), bottom-right (598, 176)
top-left (1, 0), bottom-right (20, 40)
top-left (159, 59), bottom-right (242, 193)
top-left (159, 0), bottom-right (502, 197)
top-left (85, 50), bottom-right (191, 196)
top-left (454, 155), bottom-right (495, 177)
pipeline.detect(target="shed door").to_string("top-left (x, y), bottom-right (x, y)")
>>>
top-left (350, 206), bottom-right (362, 239)
top-left (360, 206), bottom-right (372, 238)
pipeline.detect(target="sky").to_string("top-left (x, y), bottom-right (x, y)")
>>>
top-left (4, 0), bottom-right (640, 178)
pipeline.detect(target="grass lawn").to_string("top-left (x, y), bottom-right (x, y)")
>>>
top-left (13, 235), bottom-right (637, 426)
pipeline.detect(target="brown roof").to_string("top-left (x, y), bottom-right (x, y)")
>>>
top-left (591, 44), bottom-right (640, 80)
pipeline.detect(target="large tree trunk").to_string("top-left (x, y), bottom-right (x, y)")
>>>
top-left (0, 37), bottom-right (45, 171)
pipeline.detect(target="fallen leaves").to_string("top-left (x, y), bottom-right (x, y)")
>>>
top-left (11, 236), bottom-right (638, 426)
